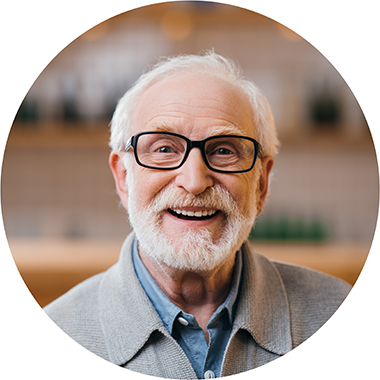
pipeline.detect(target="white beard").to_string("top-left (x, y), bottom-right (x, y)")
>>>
top-left (126, 173), bottom-right (259, 273)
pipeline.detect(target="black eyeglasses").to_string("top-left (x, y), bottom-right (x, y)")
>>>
top-left (125, 131), bottom-right (262, 173)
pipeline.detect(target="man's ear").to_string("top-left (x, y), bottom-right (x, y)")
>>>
top-left (256, 156), bottom-right (274, 215)
top-left (109, 152), bottom-right (129, 211)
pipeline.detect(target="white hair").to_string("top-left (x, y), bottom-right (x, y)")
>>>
top-left (109, 51), bottom-right (279, 157)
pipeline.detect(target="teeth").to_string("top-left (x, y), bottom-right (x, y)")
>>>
top-left (172, 209), bottom-right (217, 217)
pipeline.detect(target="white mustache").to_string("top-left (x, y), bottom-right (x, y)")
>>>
top-left (148, 184), bottom-right (241, 217)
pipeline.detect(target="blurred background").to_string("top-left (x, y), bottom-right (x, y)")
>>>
top-left (2, 2), bottom-right (378, 307)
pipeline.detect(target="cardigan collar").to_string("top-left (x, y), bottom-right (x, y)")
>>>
top-left (234, 243), bottom-right (292, 355)
top-left (98, 233), bottom-right (292, 366)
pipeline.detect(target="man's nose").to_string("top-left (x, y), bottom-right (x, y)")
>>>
top-left (174, 148), bottom-right (214, 195)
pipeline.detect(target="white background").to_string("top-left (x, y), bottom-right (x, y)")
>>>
top-left (1, 1), bottom-right (379, 379)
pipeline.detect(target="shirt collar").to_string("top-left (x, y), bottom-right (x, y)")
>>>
top-left (132, 238), bottom-right (180, 334)
top-left (132, 238), bottom-right (243, 334)
top-left (209, 247), bottom-right (242, 326)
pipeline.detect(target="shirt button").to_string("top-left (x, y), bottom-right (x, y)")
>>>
top-left (204, 370), bottom-right (215, 379)
top-left (177, 317), bottom-right (189, 326)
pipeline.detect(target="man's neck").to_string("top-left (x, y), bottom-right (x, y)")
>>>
top-left (138, 247), bottom-right (237, 341)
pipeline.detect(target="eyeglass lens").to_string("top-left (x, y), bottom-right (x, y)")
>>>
top-left (136, 133), bottom-right (256, 172)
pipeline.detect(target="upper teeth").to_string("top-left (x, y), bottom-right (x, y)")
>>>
top-left (173, 209), bottom-right (217, 217)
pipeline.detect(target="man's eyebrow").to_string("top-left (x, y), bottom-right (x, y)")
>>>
top-left (149, 123), bottom-right (247, 136)
top-left (149, 122), bottom-right (181, 133)
top-left (207, 125), bottom-right (246, 137)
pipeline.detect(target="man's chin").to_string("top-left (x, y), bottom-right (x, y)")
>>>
top-left (140, 229), bottom-right (236, 273)
top-left (163, 230), bottom-right (221, 249)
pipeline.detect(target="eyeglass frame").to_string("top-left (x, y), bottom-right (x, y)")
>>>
top-left (124, 131), bottom-right (263, 174)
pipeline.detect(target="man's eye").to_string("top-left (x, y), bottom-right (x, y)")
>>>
top-left (215, 148), bottom-right (233, 155)
top-left (156, 146), bottom-right (175, 153)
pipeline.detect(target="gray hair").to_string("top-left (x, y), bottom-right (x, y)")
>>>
top-left (109, 51), bottom-right (279, 157)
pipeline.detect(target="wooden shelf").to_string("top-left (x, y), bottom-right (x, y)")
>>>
top-left (9, 238), bottom-right (369, 307)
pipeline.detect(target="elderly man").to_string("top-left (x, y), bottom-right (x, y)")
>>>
top-left (45, 52), bottom-right (351, 379)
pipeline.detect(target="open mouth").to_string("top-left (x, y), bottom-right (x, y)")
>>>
top-left (168, 208), bottom-right (220, 221)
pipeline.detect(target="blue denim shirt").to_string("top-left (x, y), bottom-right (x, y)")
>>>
top-left (132, 239), bottom-right (242, 379)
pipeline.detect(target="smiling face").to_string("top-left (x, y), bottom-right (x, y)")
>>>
top-left (110, 73), bottom-right (273, 273)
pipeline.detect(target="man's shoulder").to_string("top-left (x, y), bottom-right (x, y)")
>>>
top-left (270, 258), bottom-right (352, 299)
top-left (244, 243), bottom-right (352, 299)
top-left (45, 271), bottom-right (104, 315)
top-left (265, 256), bottom-right (352, 345)
top-left (44, 271), bottom-right (109, 359)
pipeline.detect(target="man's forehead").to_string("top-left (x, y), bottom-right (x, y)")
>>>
top-left (131, 73), bottom-right (255, 137)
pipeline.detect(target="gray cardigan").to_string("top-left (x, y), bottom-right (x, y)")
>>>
top-left (45, 233), bottom-right (351, 378)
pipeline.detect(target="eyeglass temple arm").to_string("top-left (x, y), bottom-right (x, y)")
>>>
top-left (125, 137), bottom-right (132, 152)
top-left (257, 143), bottom-right (264, 159)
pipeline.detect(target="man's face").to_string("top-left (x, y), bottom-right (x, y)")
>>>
top-left (112, 73), bottom-right (272, 272)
